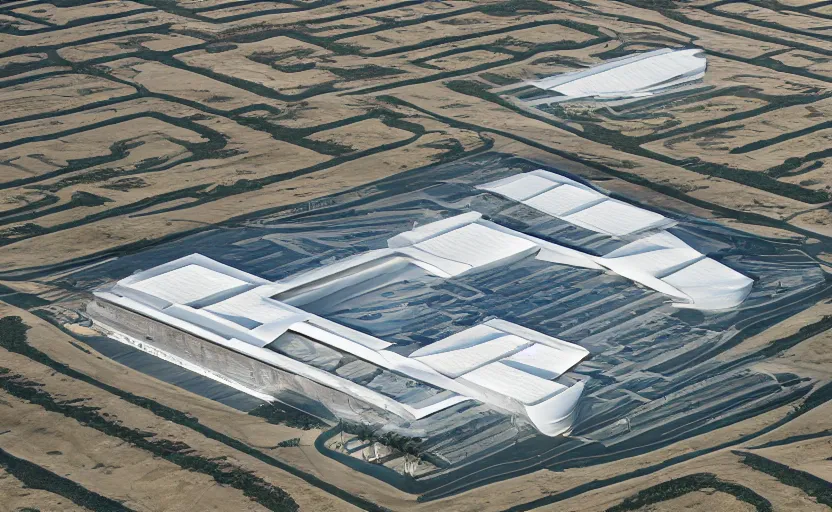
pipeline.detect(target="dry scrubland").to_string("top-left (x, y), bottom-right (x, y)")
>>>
top-left (0, 0), bottom-right (830, 511)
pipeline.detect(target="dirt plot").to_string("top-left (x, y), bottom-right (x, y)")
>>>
top-left (582, 95), bottom-right (769, 139)
top-left (58, 33), bottom-right (205, 63)
top-left (97, 58), bottom-right (285, 111)
top-left (0, 10), bottom-right (183, 53)
top-left (630, 490), bottom-right (757, 512)
top-left (644, 99), bottom-right (832, 172)
top-left (0, 378), bottom-right (268, 511)
top-left (678, 7), bottom-right (832, 53)
top-left (558, 0), bottom-right (791, 59)
top-left (307, 118), bottom-right (413, 152)
top-left (0, 116), bottom-right (202, 182)
top-left (772, 50), bottom-right (832, 78)
top-left (0, 52), bottom-right (48, 73)
top-left (751, 437), bottom-right (832, 482)
top-left (0, 14), bottom-right (48, 32)
top-left (422, 49), bottom-right (509, 72)
top-left (0, 73), bottom-right (136, 123)
top-left (340, 12), bottom-right (574, 55)
top-left (780, 158), bottom-right (832, 192)
top-left (0, 467), bottom-right (91, 512)
top-left (175, 37), bottom-right (340, 97)
top-left (11, 1), bottom-right (149, 26)
top-left (197, 2), bottom-right (296, 20)
top-left (714, 3), bottom-right (832, 37)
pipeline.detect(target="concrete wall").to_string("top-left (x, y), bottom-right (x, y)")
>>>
top-left (87, 299), bottom-right (406, 429)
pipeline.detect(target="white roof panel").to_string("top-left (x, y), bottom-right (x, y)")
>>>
top-left (409, 324), bottom-right (503, 357)
top-left (413, 223), bottom-right (538, 269)
top-left (563, 199), bottom-right (667, 236)
top-left (662, 257), bottom-right (753, 309)
top-left (504, 343), bottom-right (585, 379)
top-left (414, 334), bottom-right (531, 378)
top-left (205, 292), bottom-right (306, 329)
top-left (524, 184), bottom-right (602, 217)
top-left (129, 264), bottom-right (248, 305)
top-left (480, 174), bottom-right (559, 201)
top-left (461, 362), bottom-right (565, 404)
top-left (532, 49), bottom-right (706, 98)
top-left (604, 232), bottom-right (702, 277)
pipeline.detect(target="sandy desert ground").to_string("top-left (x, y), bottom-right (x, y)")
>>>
top-left (0, 0), bottom-right (830, 511)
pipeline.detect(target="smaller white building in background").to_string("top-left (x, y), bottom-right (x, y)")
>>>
top-left (524, 48), bottom-right (706, 103)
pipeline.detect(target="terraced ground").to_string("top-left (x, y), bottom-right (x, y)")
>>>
top-left (0, 0), bottom-right (830, 511)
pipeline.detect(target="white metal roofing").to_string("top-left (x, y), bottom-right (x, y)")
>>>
top-left (412, 331), bottom-right (531, 378)
top-left (460, 362), bottom-right (566, 404)
top-left (478, 170), bottom-right (672, 237)
top-left (411, 320), bottom-right (588, 385)
top-left (528, 48), bottom-right (706, 99)
top-left (128, 264), bottom-right (249, 305)
top-left (204, 291), bottom-right (308, 330)
top-left (398, 221), bottom-right (539, 276)
top-left (564, 199), bottom-right (668, 237)
top-left (479, 171), bottom-right (752, 309)
top-left (504, 343), bottom-right (584, 380)
top-left (97, 242), bottom-right (592, 434)
top-left (662, 257), bottom-right (754, 310)
top-left (597, 231), bottom-right (753, 308)
top-left (525, 184), bottom-right (601, 217)
top-left (602, 232), bottom-right (703, 277)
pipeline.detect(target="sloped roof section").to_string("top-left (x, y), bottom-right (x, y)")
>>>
top-left (478, 171), bottom-right (753, 309)
top-left (478, 169), bottom-right (674, 237)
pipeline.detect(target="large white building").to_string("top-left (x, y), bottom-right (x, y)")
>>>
top-left (89, 170), bottom-right (752, 437)
top-left (90, 215), bottom-right (597, 437)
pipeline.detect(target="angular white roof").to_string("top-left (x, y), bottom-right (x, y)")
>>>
top-left (94, 232), bottom-right (592, 436)
top-left (529, 48), bottom-right (706, 100)
top-left (603, 232), bottom-right (703, 277)
top-left (460, 362), bottom-right (566, 405)
top-left (204, 291), bottom-right (308, 329)
top-left (129, 264), bottom-right (249, 305)
top-left (662, 257), bottom-right (754, 310)
top-left (525, 184), bottom-right (601, 217)
top-left (395, 218), bottom-right (541, 277)
top-left (564, 199), bottom-right (668, 237)
top-left (504, 343), bottom-right (585, 380)
top-left (478, 169), bottom-right (673, 237)
top-left (478, 171), bottom-right (753, 309)
top-left (413, 333), bottom-right (530, 378)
